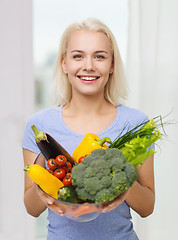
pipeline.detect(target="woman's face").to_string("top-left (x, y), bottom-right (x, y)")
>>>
top-left (62, 30), bottom-right (113, 97)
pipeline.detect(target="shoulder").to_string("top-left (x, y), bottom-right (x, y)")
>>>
top-left (117, 105), bottom-right (147, 119)
top-left (28, 107), bottom-right (61, 121)
top-left (117, 105), bottom-right (148, 129)
top-left (22, 107), bottom-right (63, 153)
top-left (26, 107), bottom-right (62, 131)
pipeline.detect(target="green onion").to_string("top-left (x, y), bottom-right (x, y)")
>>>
top-left (109, 115), bottom-right (166, 166)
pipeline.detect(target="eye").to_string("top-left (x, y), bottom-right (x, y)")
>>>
top-left (95, 55), bottom-right (105, 59)
top-left (73, 54), bottom-right (83, 59)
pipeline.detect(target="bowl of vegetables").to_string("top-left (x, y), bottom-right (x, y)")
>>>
top-left (32, 153), bottom-right (102, 222)
top-left (25, 118), bottom-right (164, 222)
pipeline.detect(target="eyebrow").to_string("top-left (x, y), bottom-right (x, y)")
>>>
top-left (71, 50), bottom-right (109, 54)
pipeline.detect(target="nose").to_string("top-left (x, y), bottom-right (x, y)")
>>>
top-left (83, 57), bottom-right (95, 71)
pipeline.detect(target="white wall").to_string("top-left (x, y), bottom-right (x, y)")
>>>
top-left (0, 0), bottom-right (36, 239)
top-left (127, 1), bottom-right (178, 239)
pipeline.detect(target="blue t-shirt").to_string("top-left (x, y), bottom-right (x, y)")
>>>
top-left (22, 105), bottom-right (148, 240)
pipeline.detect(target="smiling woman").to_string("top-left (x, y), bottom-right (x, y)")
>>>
top-left (61, 30), bottom-right (114, 98)
top-left (31, 2), bottom-right (129, 239)
top-left (22, 17), bottom-right (156, 240)
top-left (53, 18), bottom-right (127, 107)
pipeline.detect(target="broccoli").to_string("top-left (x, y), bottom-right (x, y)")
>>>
top-left (124, 162), bottom-right (138, 185)
top-left (71, 148), bottom-right (138, 203)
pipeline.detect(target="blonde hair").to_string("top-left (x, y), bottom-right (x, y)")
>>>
top-left (52, 18), bottom-right (127, 106)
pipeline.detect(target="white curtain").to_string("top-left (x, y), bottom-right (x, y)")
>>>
top-left (0, 0), bottom-right (36, 239)
top-left (126, 0), bottom-right (178, 239)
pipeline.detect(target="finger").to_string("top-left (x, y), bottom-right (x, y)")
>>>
top-left (36, 187), bottom-right (55, 205)
top-left (100, 201), bottom-right (117, 213)
top-left (46, 199), bottom-right (66, 216)
top-left (34, 184), bottom-right (65, 216)
top-left (47, 203), bottom-right (65, 216)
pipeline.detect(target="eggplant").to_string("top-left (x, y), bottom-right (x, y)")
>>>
top-left (31, 125), bottom-right (76, 166)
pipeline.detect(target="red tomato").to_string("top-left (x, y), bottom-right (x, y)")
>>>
top-left (63, 173), bottom-right (72, 186)
top-left (66, 161), bottom-right (72, 169)
top-left (78, 156), bottom-right (85, 164)
top-left (47, 158), bottom-right (58, 170)
top-left (47, 169), bottom-right (54, 174)
top-left (54, 168), bottom-right (66, 180)
top-left (55, 155), bottom-right (67, 167)
top-left (62, 162), bottom-right (72, 173)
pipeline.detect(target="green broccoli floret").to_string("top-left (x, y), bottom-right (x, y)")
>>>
top-left (71, 148), bottom-right (138, 203)
top-left (124, 162), bottom-right (138, 185)
top-left (111, 172), bottom-right (130, 196)
top-left (95, 188), bottom-right (115, 202)
top-left (77, 187), bottom-right (95, 202)
top-left (72, 164), bottom-right (85, 188)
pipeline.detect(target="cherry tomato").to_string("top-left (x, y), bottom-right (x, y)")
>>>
top-left (62, 162), bottom-right (72, 173)
top-left (47, 169), bottom-right (54, 174)
top-left (63, 173), bottom-right (72, 186)
top-left (55, 155), bottom-right (67, 167)
top-left (47, 158), bottom-right (58, 170)
top-left (54, 168), bottom-right (66, 180)
top-left (78, 156), bottom-right (85, 164)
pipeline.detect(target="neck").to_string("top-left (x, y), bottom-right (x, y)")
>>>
top-left (64, 93), bottom-right (111, 116)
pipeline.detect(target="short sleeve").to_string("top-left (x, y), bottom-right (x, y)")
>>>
top-left (22, 115), bottom-right (41, 154)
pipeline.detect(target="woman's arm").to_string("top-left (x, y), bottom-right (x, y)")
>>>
top-left (23, 149), bottom-right (47, 217)
top-left (125, 155), bottom-right (155, 217)
top-left (100, 155), bottom-right (155, 217)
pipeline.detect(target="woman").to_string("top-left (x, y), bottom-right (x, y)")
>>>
top-left (22, 18), bottom-right (155, 240)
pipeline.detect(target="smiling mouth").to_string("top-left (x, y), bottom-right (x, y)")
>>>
top-left (77, 76), bottom-right (100, 81)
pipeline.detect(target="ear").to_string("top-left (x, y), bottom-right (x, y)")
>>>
top-left (62, 56), bottom-right (68, 74)
top-left (109, 64), bottom-right (114, 74)
top-left (109, 58), bottom-right (114, 74)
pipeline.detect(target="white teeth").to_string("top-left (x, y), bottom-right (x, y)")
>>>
top-left (80, 76), bottom-right (98, 81)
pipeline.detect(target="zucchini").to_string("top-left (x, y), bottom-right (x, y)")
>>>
top-left (24, 164), bottom-right (64, 199)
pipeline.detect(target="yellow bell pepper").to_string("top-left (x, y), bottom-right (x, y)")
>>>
top-left (73, 133), bottom-right (111, 163)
